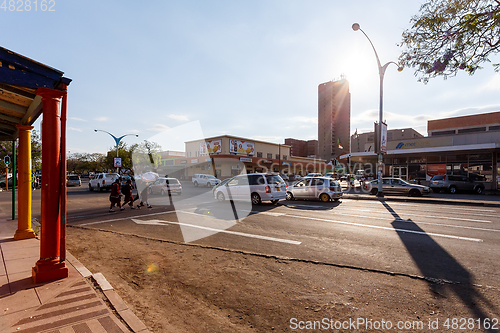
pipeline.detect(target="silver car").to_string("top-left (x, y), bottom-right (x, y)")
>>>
top-left (286, 177), bottom-right (343, 202)
top-left (367, 178), bottom-right (431, 196)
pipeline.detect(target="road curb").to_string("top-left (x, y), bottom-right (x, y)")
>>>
top-left (65, 252), bottom-right (150, 332)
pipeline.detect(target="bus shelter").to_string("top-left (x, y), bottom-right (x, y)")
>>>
top-left (0, 46), bottom-right (71, 283)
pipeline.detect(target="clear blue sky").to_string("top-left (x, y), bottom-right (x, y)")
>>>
top-left (2, 0), bottom-right (499, 154)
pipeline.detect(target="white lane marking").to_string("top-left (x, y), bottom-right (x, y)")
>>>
top-left (332, 208), bottom-right (492, 223)
top-left (285, 214), bottom-right (483, 242)
top-left (78, 211), bottom-right (176, 226)
top-left (131, 218), bottom-right (301, 245)
top-left (348, 200), bottom-right (499, 213)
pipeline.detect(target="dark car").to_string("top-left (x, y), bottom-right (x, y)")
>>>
top-left (429, 174), bottom-right (485, 194)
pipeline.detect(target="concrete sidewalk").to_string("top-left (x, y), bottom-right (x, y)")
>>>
top-left (0, 218), bottom-right (150, 333)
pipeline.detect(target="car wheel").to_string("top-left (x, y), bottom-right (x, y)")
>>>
top-left (319, 193), bottom-right (330, 202)
top-left (475, 186), bottom-right (484, 194)
top-left (409, 189), bottom-right (421, 197)
top-left (89, 184), bottom-right (93, 191)
top-left (217, 192), bottom-right (225, 202)
top-left (370, 188), bottom-right (378, 195)
top-left (194, 181), bottom-right (198, 187)
top-left (251, 193), bottom-right (261, 205)
top-left (206, 182), bottom-right (211, 188)
top-left (271, 199), bottom-right (279, 205)
top-left (449, 186), bottom-right (457, 194)
top-left (148, 187), bottom-right (153, 195)
top-left (286, 192), bottom-right (294, 200)
top-left (160, 189), bottom-right (166, 196)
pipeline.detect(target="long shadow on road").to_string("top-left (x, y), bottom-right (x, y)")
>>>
top-left (382, 201), bottom-right (498, 326)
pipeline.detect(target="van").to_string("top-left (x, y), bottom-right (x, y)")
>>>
top-left (430, 174), bottom-right (485, 194)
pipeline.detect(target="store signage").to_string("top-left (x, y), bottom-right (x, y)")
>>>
top-left (261, 159), bottom-right (272, 164)
top-left (230, 139), bottom-right (255, 155)
top-left (240, 157), bottom-right (252, 162)
top-left (191, 159), bottom-right (198, 163)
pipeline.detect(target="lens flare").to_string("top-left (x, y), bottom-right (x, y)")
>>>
top-left (146, 262), bottom-right (159, 274)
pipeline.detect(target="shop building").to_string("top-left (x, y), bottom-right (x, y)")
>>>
top-left (158, 135), bottom-right (328, 180)
top-left (340, 112), bottom-right (500, 190)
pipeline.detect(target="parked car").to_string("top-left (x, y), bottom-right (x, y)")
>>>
top-left (0, 175), bottom-right (14, 189)
top-left (429, 174), bottom-right (485, 194)
top-left (66, 174), bottom-right (81, 187)
top-left (279, 173), bottom-right (289, 181)
top-left (323, 173), bottom-right (335, 178)
top-left (120, 174), bottom-right (135, 187)
top-left (89, 173), bottom-right (120, 191)
top-left (286, 176), bottom-right (343, 202)
top-left (214, 173), bottom-right (286, 205)
top-left (212, 177), bottom-right (232, 194)
top-left (192, 174), bottom-right (221, 187)
top-left (148, 177), bottom-right (182, 196)
top-left (305, 173), bottom-right (322, 177)
top-left (366, 178), bottom-right (431, 196)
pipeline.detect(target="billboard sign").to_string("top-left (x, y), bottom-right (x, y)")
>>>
top-left (380, 122), bottom-right (387, 154)
top-left (206, 139), bottom-right (222, 154)
top-left (229, 139), bottom-right (254, 155)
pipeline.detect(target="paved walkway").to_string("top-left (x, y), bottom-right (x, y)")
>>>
top-left (0, 218), bottom-right (150, 333)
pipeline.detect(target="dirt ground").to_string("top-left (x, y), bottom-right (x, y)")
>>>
top-left (67, 226), bottom-right (500, 332)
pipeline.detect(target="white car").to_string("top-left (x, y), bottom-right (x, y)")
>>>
top-left (214, 173), bottom-right (287, 205)
top-left (192, 174), bottom-right (220, 187)
top-left (89, 173), bottom-right (119, 191)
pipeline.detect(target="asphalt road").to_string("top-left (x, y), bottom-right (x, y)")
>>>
top-left (1, 180), bottom-right (499, 289)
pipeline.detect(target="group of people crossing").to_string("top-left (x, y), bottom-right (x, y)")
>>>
top-left (109, 177), bottom-right (151, 212)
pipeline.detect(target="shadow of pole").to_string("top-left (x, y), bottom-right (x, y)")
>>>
top-left (381, 201), bottom-right (498, 326)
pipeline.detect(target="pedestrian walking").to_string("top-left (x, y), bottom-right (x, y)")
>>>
top-left (122, 179), bottom-right (136, 209)
top-left (135, 177), bottom-right (152, 209)
top-left (109, 178), bottom-right (124, 212)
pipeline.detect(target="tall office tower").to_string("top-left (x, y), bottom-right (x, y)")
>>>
top-left (318, 79), bottom-right (351, 162)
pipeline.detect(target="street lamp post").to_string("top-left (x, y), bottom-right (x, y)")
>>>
top-left (352, 23), bottom-right (400, 198)
top-left (94, 129), bottom-right (138, 173)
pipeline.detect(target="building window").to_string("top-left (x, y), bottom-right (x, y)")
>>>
top-left (267, 153), bottom-right (273, 159)
top-left (431, 130), bottom-right (456, 136)
top-left (489, 125), bottom-right (500, 131)
top-left (457, 127), bottom-right (486, 134)
top-left (276, 154), bottom-right (280, 159)
top-left (283, 155), bottom-right (288, 160)
top-left (257, 152), bottom-right (263, 158)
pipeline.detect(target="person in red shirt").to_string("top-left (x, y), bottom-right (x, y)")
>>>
top-left (109, 178), bottom-right (124, 212)
top-left (122, 179), bottom-right (136, 209)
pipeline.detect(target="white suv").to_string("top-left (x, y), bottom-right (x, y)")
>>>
top-left (192, 174), bottom-right (220, 187)
top-left (89, 173), bottom-right (119, 191)
top-left (213, 173), bottom-right (287, 205)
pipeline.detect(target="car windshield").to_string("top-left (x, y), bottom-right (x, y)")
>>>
top-left (431, 175), bottom-right (445, 181)
top-left (207, 175), bottom-right (216, 179)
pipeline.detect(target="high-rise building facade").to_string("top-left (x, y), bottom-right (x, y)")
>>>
top-left (318, 79), bottom-right (351, 162)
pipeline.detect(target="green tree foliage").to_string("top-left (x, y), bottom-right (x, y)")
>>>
top-left (131, 140), bottom-right (162, 173)
top-left (104, 141), bottom-right (136, 172)
top-left (0, 130), bottom-right (42, 172)
top-left (67, 152), bottom-right (107, 174)
top-left (399, 0), bottom-right (500, 83)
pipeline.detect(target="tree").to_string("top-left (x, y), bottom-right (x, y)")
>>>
top-left (398, 0), bottom-right (500, 83)
top-left (0, 129), bottom-right (42, 172)
top-left (104, 141), bottom-right (136, 172)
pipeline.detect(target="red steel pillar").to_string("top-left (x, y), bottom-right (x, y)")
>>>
top-left (32, 88), bottom-right (68, 283)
